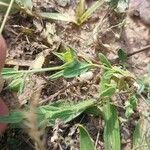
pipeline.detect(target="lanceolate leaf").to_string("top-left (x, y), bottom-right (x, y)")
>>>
top-left (78, 124), bottom-right (94, 150)
top-left (102, 103), bottom-right (121, 150)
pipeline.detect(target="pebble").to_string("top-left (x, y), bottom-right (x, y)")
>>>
top-left (79, 71), bottom-right (94, 81)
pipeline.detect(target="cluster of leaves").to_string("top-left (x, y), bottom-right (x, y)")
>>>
top-left (0, 48), bottom-right (141, 149)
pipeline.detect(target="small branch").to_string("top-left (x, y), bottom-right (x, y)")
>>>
top-left (127, 45), bottom-right (150, 57)
top-left (111, 45), bottom-right (150, 64)
top-left (0, 0), bottom-right (15, 34)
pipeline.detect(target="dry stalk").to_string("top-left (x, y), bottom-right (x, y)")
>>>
top-left (24, 88), bottom-right (46, 150)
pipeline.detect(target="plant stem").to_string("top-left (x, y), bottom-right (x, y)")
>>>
top-left (2, 65), bottom-right (64, 75)
top-left (0, 0), bottom-right (15, 34)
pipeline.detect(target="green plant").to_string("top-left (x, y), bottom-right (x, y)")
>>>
top-left (0, 49), bottom-right (139, 149)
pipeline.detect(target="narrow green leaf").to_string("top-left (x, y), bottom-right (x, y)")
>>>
top-left (78, 124), bottom-right (94, 150)
top-left (39, 12), bottom-right (76, 23)
top-left (102, 103), bottom-right (121, 150)
top-left (79, 0), bottom-right (103, 24)
top-left (99, 53), bottom-right (112, 68)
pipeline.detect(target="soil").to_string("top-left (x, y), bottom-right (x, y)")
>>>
top-left (0, 0), bottom-right (150, 149)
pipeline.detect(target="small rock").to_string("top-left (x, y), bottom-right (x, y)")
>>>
top-left (79, 71), bottom-right (94, 81)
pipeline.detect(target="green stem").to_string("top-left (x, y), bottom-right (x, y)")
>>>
top-left (2, 65), bottom-right (64, 75)
top-left (2, 63), bottom-right (109, 76)
top-left (0, 0), bottom-right (15, 34)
